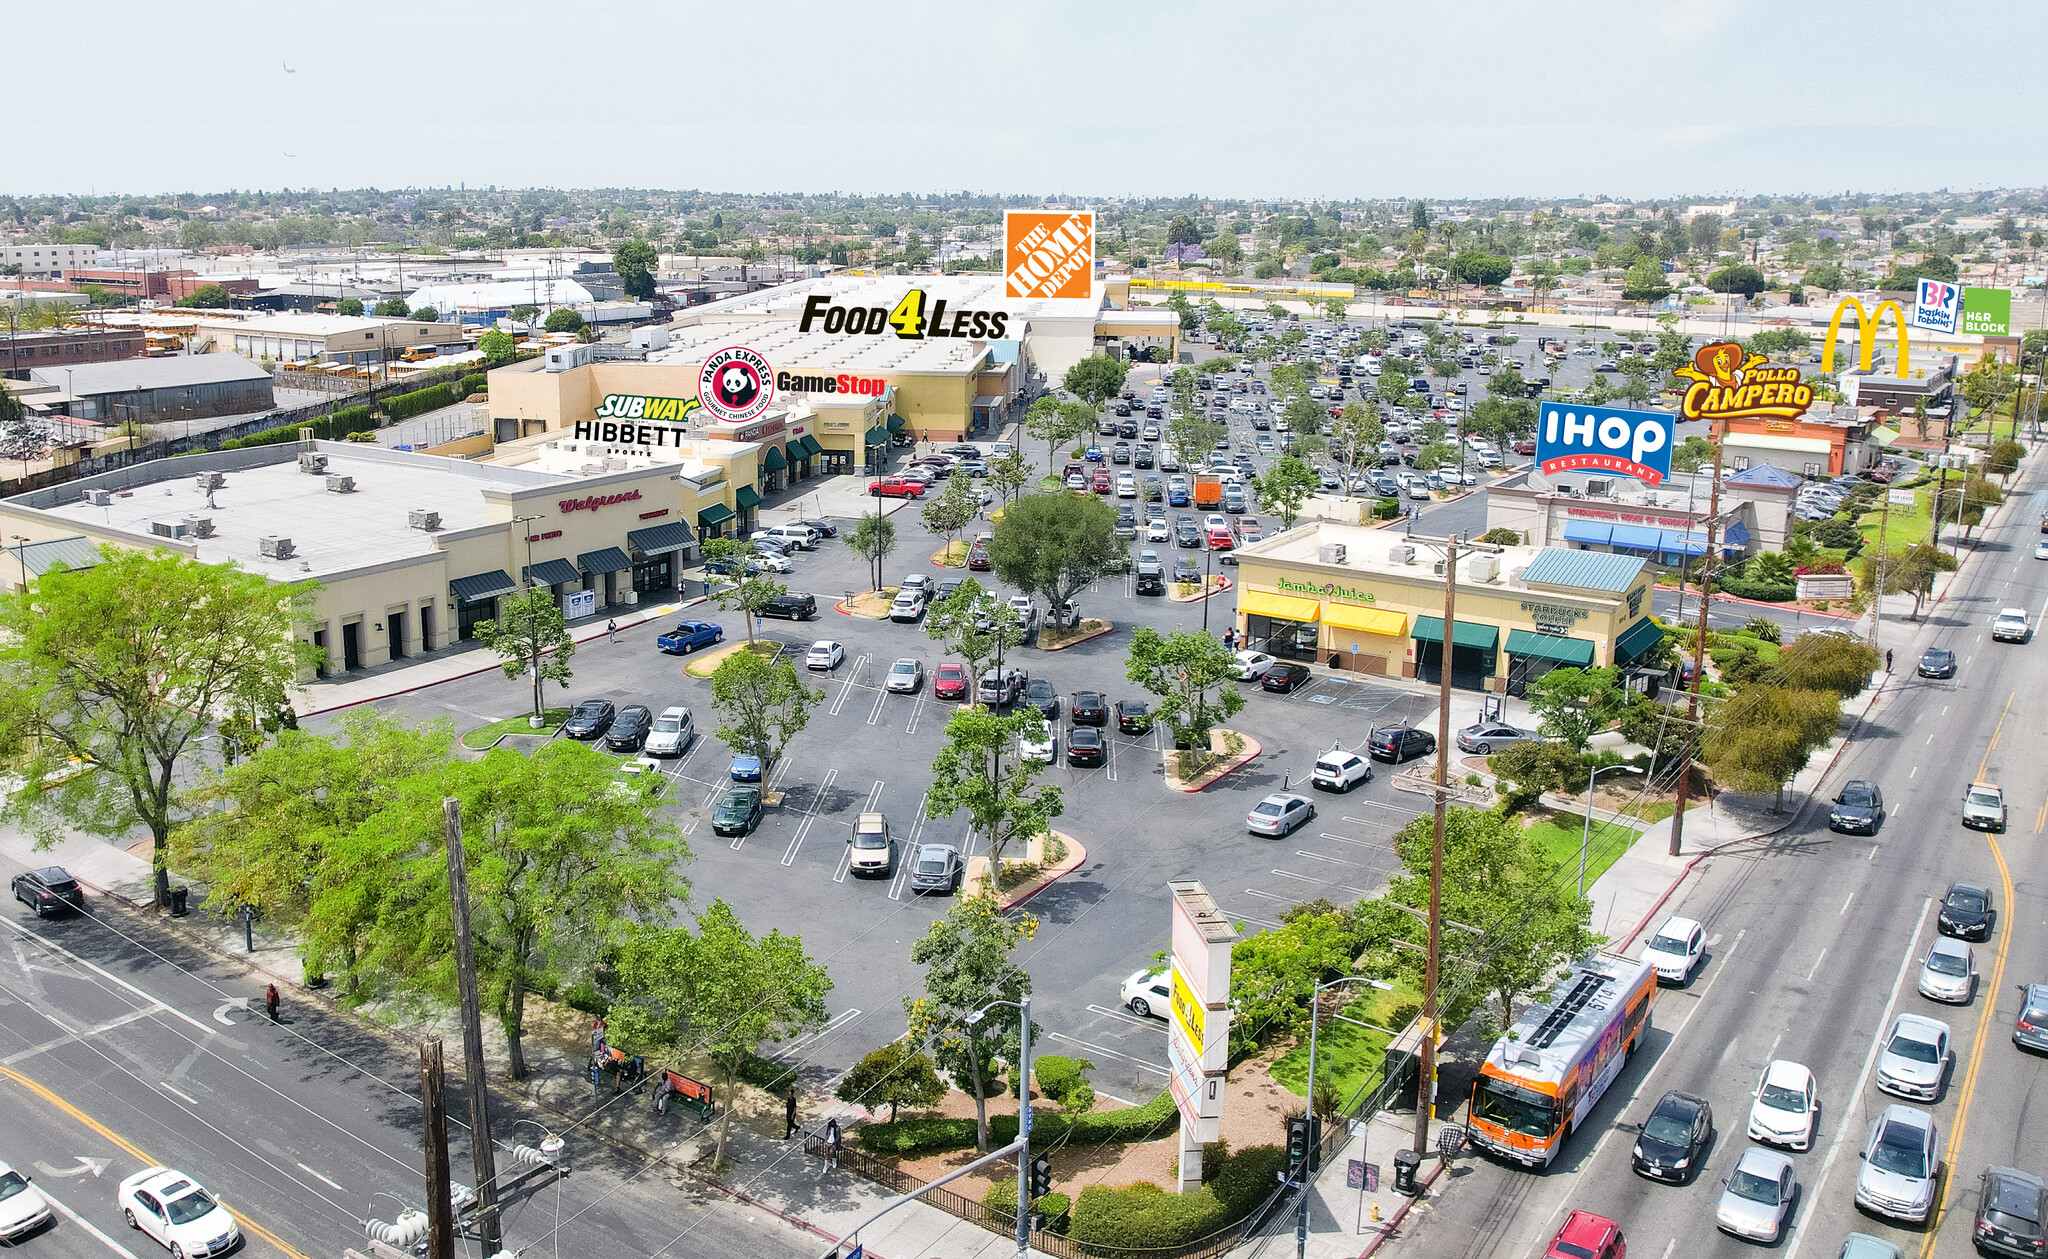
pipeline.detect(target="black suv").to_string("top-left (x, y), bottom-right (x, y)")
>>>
top-left (1071, 691), bottom-right (1108, 726)
top-left (604, 704), bottom-right (654, 752)
top-left (12, 866), bottom-right (84, 917)
top-left (1026, 678), bottom-right (1060, 720)
top-left (562, 699), bottom-right (617, 740)
top-left (1368, 726), bottom-right (1436, 763)
top-left (762, 592), bottom-right (817, 620)
top-left (1977, 1166), bottom-right (2048, 1259)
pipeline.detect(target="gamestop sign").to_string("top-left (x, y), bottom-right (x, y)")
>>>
top-left (1536, 404), bottom-right (1674, 486)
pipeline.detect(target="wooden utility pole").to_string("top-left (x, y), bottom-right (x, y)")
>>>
top-left (443, 799), bottom-right (502, 1255)
top-left (1412, 537), bottom-right (1456, 1157)
top-left (419, 1040), bottom-right (456, 1259)
top-left (1669, 436), bottom-right (1724, 857)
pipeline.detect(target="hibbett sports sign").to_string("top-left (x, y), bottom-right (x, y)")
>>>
top-left (1005, 211), bottom-right (1094, 300)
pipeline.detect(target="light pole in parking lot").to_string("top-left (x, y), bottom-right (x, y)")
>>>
top-left (965, 995), bottom-right (1034, 1259)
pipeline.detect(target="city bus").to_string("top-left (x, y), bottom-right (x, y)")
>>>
top-left (1466, 952), bottom-right (1657, 1167)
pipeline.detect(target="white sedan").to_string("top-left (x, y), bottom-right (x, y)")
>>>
top-left (118, 1167), bottom-right (240, 1258)
top-left (0, 1161), bottom-right (52, 1242)
top-left (1122, 968), bottom-right (1170, 1018)
top-left (805, 640), bottom-right (845, 671)
top-left (1146, 520), bottom-right (1172, 542)
top-left (1747, 1059), bottom-right (1818, 1150)
top-left (1019, 719), bottom-right (1056, 764)
top-left (1233, 649), bottom-right (1277, 681)
top-left (750, 550), bottom-right (792, 574)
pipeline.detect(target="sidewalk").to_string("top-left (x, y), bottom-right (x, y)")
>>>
top-left (1228, 1111), bottom-right (1457, 1259)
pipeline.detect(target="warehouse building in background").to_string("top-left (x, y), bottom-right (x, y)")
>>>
top-left (28, 355), bottom-right (274, 423)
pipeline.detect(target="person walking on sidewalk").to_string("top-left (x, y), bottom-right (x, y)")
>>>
top-left (1885, 648), bottom-right (1893, 673)
top-left (784, 1087), bottom-right (799, 1139)
top-left (606, 618), bottom-right (618, 644)
top-left (820, 1118), bottom-right (841, 1175)
top-left (264, 983), bottom-right (280, 1022)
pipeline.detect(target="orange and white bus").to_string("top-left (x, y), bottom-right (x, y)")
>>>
top-left (1466, 952), bottom-right (1657, 1167)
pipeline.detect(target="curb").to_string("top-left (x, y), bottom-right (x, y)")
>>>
top-left (1354, 1156), bottom-right (1450, 1259)
top-left (1038, 620), bottom-right (1114, 652)
top-left (1163, 731), bottom-right (1262, 793)
top-left (996, 833), bottom-right (1088, 912)
top-left (1167, 576), bottom-right (1234, 604)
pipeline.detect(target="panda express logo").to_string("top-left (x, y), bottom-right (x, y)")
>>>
top-left (799, 290), bottom-right (1010, 341)
top-left (698, 346), bottom-right (775, 424)
top-left (1675, 341), bottom-right (1814, 424)
top-left (1005, 210), bottom-right (1094, 299)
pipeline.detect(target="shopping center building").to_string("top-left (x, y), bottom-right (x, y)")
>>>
top-left (1231, 521), bottom-right (1666, 695)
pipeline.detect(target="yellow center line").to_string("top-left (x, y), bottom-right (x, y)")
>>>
top-left (1977, 692), bottom-right (2015, 780)
top-left (0, 1064), bottom-right (312, 1259)
top-left (1920, 827), bottom-right (2017, 1257)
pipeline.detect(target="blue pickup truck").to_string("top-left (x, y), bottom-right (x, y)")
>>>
top-left (656, 620), bottom-right (725, 654)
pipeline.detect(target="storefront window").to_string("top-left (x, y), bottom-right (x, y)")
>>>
top-left (457, 598), bottom-right (496, 641)
top-left (633, 554), bottom-right (675, 596)
top-left (1245, 615), bottom-right (1320, 663)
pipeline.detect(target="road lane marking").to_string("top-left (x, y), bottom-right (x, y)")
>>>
top-left (1979, 692), bottom-right (2014, 766)
top-left (295, 1162), bottom-right (345, 1192)
top-left (1807, 949), bottom-right (1827, 982)
top-left (1841, 893), bottom-right (1855, 916)
top-left (159, 1081), bottom-right (199, 1106)
top-left (1044, 1031), bottom-right (1168, 1074)
top-left (3, 1006), bottom-right (173, 1066)
top-left (828, 655), bottom-right (868, 716)
top-left (1782, 896), bottom-right (1933, 1259)
top-left (782, 767), bottom-right (842, 867)
top-left (0, 917), bottom-right (214, 1036)
top-left (36, 1184), bottom-right (142, 1259)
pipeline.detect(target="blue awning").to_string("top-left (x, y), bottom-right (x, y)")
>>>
top-left (1562, 520), bottom-right (1613, 545)
top-left (1658, 530), bottom-right (1709, 557)
top-left (1609, 524), bottom-right (1664, 551)
top-left (1723, 521), bottom-right (1752, 548)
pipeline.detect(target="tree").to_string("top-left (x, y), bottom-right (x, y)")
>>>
top-left (1449, 251), bottom-right (1512, 287)
top-left (1801, 262), bottom-right (1845, 293)
top-left (1252, 455), bottom-right (1321, 529)
top-left (1703, 685), bottom-right (1841, 809)
top-left (1771, 633), bottom-right (1880, 698)
top-left (474, 587), bottom-right (576, 721)
top-left (1705, 265), bottom-right (1766, 297)
top-left (1326, 403), bottom-right (1385, 485)
top-left (709, 649), bottom-right (820, 775)
top-left (611, 902), bottom-right (830, 1166)
top-left (1672, 435), bottom-right (1715, 472)
top-left (479, 328), bottom-right (518, 366)
top-left (1166, 216), bottom-right (1201, 246)
top-left (1166, 408), bottom-right (1224, 473)
top-left (904, 895), bottom-right (1038, 1153)
top-left (0, 380), bottom-right (20, 426)
top-left (543, 306), bottom-right (584, 334)
top-left (1324, 296), bottom-right (1349, 323)
top-left (1932, 474), bottom-right (2004, 538)
top-left (847, 509), bottom-right (898, 592)
top-left (1985, 439), bottom-right (2025, 479)
top-left (1062, 355), bottom-right (1128, 407)
top-left (175, 283), bottom-right (233, 309)
top-left (1203, 232), bottom-right (1243, 265)
top-left (613, 238), bottom-right (659, 301)
top-left (510, 304), bottom-right (540, 325)
top-left (179, 218), bottom-right (218, 250)
top-left (925, 706), bottom-right (1064, 873)
top-left (922, 471), bottom-right (980, 555)
top-left (1687, 213), bottom-right (1724, 257)
top-left (701, 538), bottom-right (787, 647)
top-left (0, 548), bottom-right (313, 908)
top-left (987, 492), bottom-right (1121, 623)
top-left (837, 1040), bottom-right (946, 1123)
top-left (372, 297), bottom-right (410, 318)
top-left (1525, 665), bottom-right (1625, 753)
top-left (1622, 257), bottom-right (1671, 302)
top-left (986, 450), bottom-right (1032, 507)
top-left (1025, 396), bottom-right (1092, 469)
top-left (410, 306), bottom-right (440, 323)
top-left (925, 580), bottom-right (1025, 706)
top-left (1123, 627), bottom-right (1245, 750)
top-left (335, 298), bottom-right (364, 316)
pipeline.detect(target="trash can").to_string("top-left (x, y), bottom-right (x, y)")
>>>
top-left (1392, 1148), bottom-right (1421, 1196)
top-left (170, 886), bottom-right (189, 917)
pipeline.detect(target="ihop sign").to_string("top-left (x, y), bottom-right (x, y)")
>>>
top-left (1535, 404), bottom-right (1675, 486)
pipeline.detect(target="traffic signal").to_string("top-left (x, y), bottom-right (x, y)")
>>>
top-left (1284, 1115), bottom-right (1312, 1180)
top-left (1029, 1155), bottom-right (1052, 1199)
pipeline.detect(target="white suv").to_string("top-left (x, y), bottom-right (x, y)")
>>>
top-left (1992, 607), bottom-right (2029, 642)
top-left (1311, 751), bottom-right (1373, 793)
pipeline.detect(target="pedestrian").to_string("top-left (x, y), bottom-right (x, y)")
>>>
top-left (821, 1118), bottom-right (841, 1174)
top-left (263, 983), bottom-right (280, 1022)
top-left (590, 1015), bottom-right (607, 1059)
top-left (1885, 648), bottom-right (1893, 673)
top-left (784, 1086), bottom-right (799, 1139)
top-left (653, 1072), bottom-right (675, 1116)
top-left (606, 618), bottom-right (618, 644)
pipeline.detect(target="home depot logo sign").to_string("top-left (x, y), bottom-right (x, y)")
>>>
top-left (1005, 211), bottom-right (1094, 300)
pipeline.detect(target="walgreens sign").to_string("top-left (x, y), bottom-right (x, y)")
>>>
top-left (559, 489), bottom-right (643, 513)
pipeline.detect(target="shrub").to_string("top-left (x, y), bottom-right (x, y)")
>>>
top-left (1067, 1144), bottom-right (1285, 1251)
top-left (383, 382), bottom-right (461, 421)
top-left (1716, 574), bottom-right (1796, 603)
top-left (734, 1051), bottom-right (795, 1094)
top-left (1490, 739), bottom-right (1584, 812)
top-left (1371, 497), bottom-right (1401, 520)
top-left (1034, 1054), bottom-right (1097, 1110)
top-left (562, 981), bottom-right (609, 1017)
top-left (218, 402), bottom-right (378, 450)
top-left (984, 1179), bottom-right (1072, 1234)
top-left (856, 1089), bottom-right (1179, 1156)
top-left (1741, 616), bottom-right (1782, 644)
top-left (1478, 527), bottom-right (1522, 546)
top-left (459, 372), bottom-right (488, 397)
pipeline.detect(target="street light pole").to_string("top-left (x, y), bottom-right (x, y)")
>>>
top-left (1580, 763), bottom-right (1633, 896)
top-left (968, 996), bottom-right (1034, 1259)
top-left (1300, 975), bottom-right (1393, 1259)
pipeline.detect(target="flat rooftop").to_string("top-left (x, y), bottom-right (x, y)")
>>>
top-left (681, 272), bottom-right (1105, 326)
top-left (40, 445), bottom-right (565, 578)
top-left (1240, 519), bottom-right (1550, 587)
top-left (646, 316), bottom-right (998, 377)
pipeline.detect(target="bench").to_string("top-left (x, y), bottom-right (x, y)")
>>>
top-left (661, 1070), bottom-right (716, 1122)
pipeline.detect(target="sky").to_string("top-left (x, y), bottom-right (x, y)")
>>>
top-left (14, 0), bottom-right (2047, 201)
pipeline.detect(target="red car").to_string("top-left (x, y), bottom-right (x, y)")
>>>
top-left (1513, 438), bottom-right (1536, 455)
top-left (932, 663), bottom-right (970, 701)
top-left (1545, 1211), bottom-right (1624, 1259)
top-left (967, 541), bottom-right (992, 571)
top-left (869, 477), bottom-right (925, 498)
top-left (1091, 468), bottom-right (1113, 493)
top-left (1207, 528), bottom-right (1234, 550)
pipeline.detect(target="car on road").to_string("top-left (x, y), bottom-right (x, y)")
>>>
top-left (868, 477), bottom-right (925, 498)
top-left (1938, 880), bottom-right (1996, 938)
top-left (729, 754), bottom-right (764, 783)
top-left (1828, 779), bottom-right (1885, 834)
top-left (1260, 661), bottom-right (1312, 692)
top-left (643, 707), bottom-right (695, 757)
top-left (1246, 792), bottom-right (1316, 837)
top-left (1455, 721), bottom-right (1538, 754)
top-left (1019, 719), bottom-right (1056, 763)
top-left (1071, 691), bottom-right (1108, 726)
top-left (1994, 607), bottom-right (2031, 641)
top-left (1855, 1104), bottom-right (1940, 1223)
top-left (1311, 750), bottom-right (1372, 793)
top-left (1875, 1012), bottom-right (1951, 1100)
top-left (907, 843), bottom-right (963, 894)
top-left (602, 704), bottom-right (654, 752)
top-left (117, 1166), bottom-right (240, 1259)
top-left (1026, 678), bottom-right (1060, 719)
top-left (1747, 1059), bottom-right (1818, 1151)
top-left (562, 698), bottom-right (617, 740)
top-left (1962, 783), bottom-right (2007, 832)
top-left (885, 658), bottom-right (924, 693)
top-left (11, 865), bottom-right (84, 917)
top-left (1975, 1165), bottom-right (2048, 1258)
top-left (1630, 1089), bottom-right (1712, 1183)
top-left (1641, 915), bottom-right (1705, 984)
top-left (1367, 726), bottom-right (1436, 763)
top-left (1232, 649), bottom-right (1277, 680)
top-left (2013, 984), bottom-right (2048, 1053)
top-left (0, 1161), bottom-right (51, 1242)
top-left (933, 663), bottom-right (969, 701)
top-left (889, 588), bottom-right (927, 622)
top-left (806, 640), bottom-right (845, 671)
top-left (712, 785), bottom-right (763, 837)
top-left (656, 619), bottom-right (725, 654)
top-left (1115, 699), bottom-right (1152, 733)
top-left (1917, 936), bottom-right (1978, 1004)
top-left (1543, 1211), bottom-right (1623, 1259)
top-left (1715, 1146), bottom-right (1795, 1242)
top-left (1122, 968), bottom-right (1170, 1019)
top-left (1066, 727), bottom-right (1105, 767)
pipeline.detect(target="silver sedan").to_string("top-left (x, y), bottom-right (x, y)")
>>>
top-left (1714, 1146), bottom-right (1795, 1242)
top-left (1246, 793), bottom-right (1316, 837)
top-left (885, 658), bottom-right (924, 693)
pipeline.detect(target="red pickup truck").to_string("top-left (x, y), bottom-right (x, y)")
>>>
top-left (868, 477), bottom-right (926, 499)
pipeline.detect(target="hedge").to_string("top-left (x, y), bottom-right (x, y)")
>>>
top-left (1067, 1144), bottom-right (1285, 1251)
top-left (1715, 574), bottom-right (1796, 602)
top-left (857, 1089), bottom-right (1177, 1156)
top-left (384, 382), bottom-right (461, 421)
top-left (983, 1178), bottom-right (1071, 1234)
top-left (460, 372), bottom-right (488, 397)
top-left (219, 403), bottom-right (374, 450)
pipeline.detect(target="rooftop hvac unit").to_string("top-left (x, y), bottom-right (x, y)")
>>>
top-left (1387, 543), bottom-right (1415, 564)
top-left (85, 489), bottom-right (113, 506)
top-left (1469, 554), bottom-right (1500, 582)
top-left (183, 516), bottom-right (215, 539)
top-left (407, 509), bottom-right (442, 532)
top-left (297, 452), bottom-right (329, 474)
top-left (1585, 477), bottom-right (1611, 499)
top-left (149, 519), bottom-right (190, 539)
top-left (1431, 558), bottom-right (1448, 576)
top-left (258, 535), bottom-right (294, 560)
top-left (1317, 542), bottom-right (1348, 565)
top-left (195, 471), bottom-right (226, 491)
top-left (325, 475), bottom-right (357, 494)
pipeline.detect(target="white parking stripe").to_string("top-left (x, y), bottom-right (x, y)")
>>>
top-left (37, 1184), bottom-right (143, 1259)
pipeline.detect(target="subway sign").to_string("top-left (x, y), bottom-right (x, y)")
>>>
top-left (799, 289), bottom-right (1010, 341)
top-left (594, 394), bottom-right (700, 423)
top-left (1535, 404), bottom-right (1674, 485)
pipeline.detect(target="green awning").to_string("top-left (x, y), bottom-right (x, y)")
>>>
top-left (1412, 616), bottom-right (1500, 652)
top-left (796, 435), bottom-right (822, 458)
top-left (886, 412), bottom-right (907, 433)
top-left (450, 570), bottom-right (517, 604)
top-left (864, 427), bottom-right (889, 446)
top-left (523, 558), bottom-right (583, 588)
top-left (1614, 617), bottom-right (1666, 666)
top-left (578, 547), bottom-right (634, 575)
top-left (1504, 628), bottom-right (1595, 667)
top-left (696, 503), bottom-right (736, 528)
top-left (628, 521), bottom-right (696, 553)
top-left (761, 445), bottom-right (788, 472)
top-left (734, 486), bottom-right (761, 510)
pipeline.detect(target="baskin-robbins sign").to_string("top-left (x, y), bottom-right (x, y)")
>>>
top-left (1911, 277), bottom-right (1963, 336)
top-left (1675, 342), bottom-right (1815, 424)
top-left (1276, 576), bottom-right (1376, 604)
top-left (698, 346), bottom-right (775, 424)
top-left (1535, 403), bottom-right (1674, 485)
top-left (1005, 211), bottom-right (1094, 300)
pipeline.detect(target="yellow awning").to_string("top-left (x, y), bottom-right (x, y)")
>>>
top-left (1240, 590), bottom-right (1322, 621)
top-left (1322, 604), bottom-right (1407, 636)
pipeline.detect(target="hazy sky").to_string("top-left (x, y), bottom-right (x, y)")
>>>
top-left (15, 0), bottom-right (2045, 200)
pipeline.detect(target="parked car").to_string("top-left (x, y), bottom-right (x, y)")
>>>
top-left (116, 1167), bottom-right (241, 1259)
top-left (1367, 726), bottom-right (1435, 763)
top-left (1246, 792), bottom-right (1316, 837)
top-left (1026, 678), bottom-right (1060, 719)
top-left (561, 698), bottom-right (617, 740)
top-left (806, 640), bottom-right (845, 671)
top-left (1232, 649), bottom-right (1277, 680)
top-left (1018, 719), bottom-right (1056, 764)
top-left (1070, 691), bottom-right (1108, 726)
top-left (1630, 1089), bottom-right (1712, 1183)
top-left (1641, 915), bottom-right (1705, 983)
top-left (1855, 1105), bottom-right (1940, 1222)
top-left (868, 477), bottom-right (925, 498)
top-left (1747, 1059), bottom-right (1818, 1151)
top-left (1311, 751), bottom-right (1372, 793)
top-left (11, 866), bottom-right (84, 917)
top-left (1455, 721), bottom-right (1537, 754)
top-left (978, 668), bottom-right (1025, 707)
top-left (752, 525), bottom-right (817, 551)
top-left (889, 589), bottom-right (927, 622)
top-left (848, 813), bottom-right (894, 875)
top-left (1976, 1166), bottom-right (2048, 1258)
top-left (729, 755), bottom-right (764, 783)
top-left (908, 843), bottom-right (964, 895)
top-left (762, 592), bottom-right (817, 621)
top-left (1260, 661), bottom-right (1312, 692)
top-left (1121, 968), bottom-right (1170, 1018)
top-left (885, 658), bottom-right (924, 693)
top-left (933, 663), bottom-right (970, 701)
top-left (644, 706), bottom-right (696, 757)
top-left (712, 785), bottom-right (763, 837)
top-left (612, 757), bottom-right (665, 798)
top-left (1115, 699), bottom-right (1152, 734)
top-left (603, 704), bottom-right (655, 752)
top-left (656, 620), bottom-right (725, 654)
top-left (1066, 727), bottom-right (1105, 767)
top-left (967, 540), bottom-right (992, 570)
